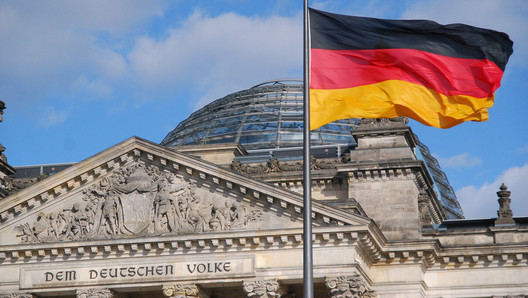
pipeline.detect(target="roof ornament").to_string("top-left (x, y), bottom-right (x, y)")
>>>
top-left (495, 183), bottom-right (515, 226)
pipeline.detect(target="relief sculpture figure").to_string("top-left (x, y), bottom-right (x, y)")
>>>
top-left (16, 162), bottom-right (262, 243)
top-left (101, 191), bottom-right (119, 235)
top-left (154, 183), bottom-right (177, 233)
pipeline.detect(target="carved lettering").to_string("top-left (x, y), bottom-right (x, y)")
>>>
top-left (108, 268), bottom-right (118, 278)
top-left (137, 267), bottom-right (145, 276)
top-left (44, 270), bottom-right (76, 282)
top-left (86, 265), bottom-right (174, 280)
top-left (45, 272), bottom-right (53, 282)
top-left (197, 264), bottom-right (206, 273)
top-left (186, 262), bottom-right (232, 274)
top-left (26, 261), bottom-right (249, 288)
top-left (187, 264), bottom-right (196, 273)
top-left (145, 266), bottom-right (154, 276)
top-left (89, 270), bottom-right (97, 279)
top-left (65, 271), bottom-right (76, 281)
top-left (128, 267), bottom-right (136, 277)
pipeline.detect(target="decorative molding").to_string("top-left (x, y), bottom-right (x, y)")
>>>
top-left (243, 279), bottom-right (286, 297)
top-left (359, 234), bottom-right (381, 263)
top-left (325, 275), bottom-right (376, 298)
top-left (76, 288), bottom-right (123, 298)
top-left (0, 228), bottom-right (366, 264)
top-left (345, 167), bottom-right (415, 183)
top-left (163, 283), bottom-right (208, 298)
top-left (0, 293), bottom-right (34, 298)
top-left (231, 156), bottom-right (338, 175)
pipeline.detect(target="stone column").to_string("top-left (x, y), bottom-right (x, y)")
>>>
top-left (242, 279), bottom-right (286, 297)
top-left (325, 275), bottom-right (376, 298)
top-left (76, 288), bottom-right (122, 298)
top-left (162, 283), bottom-right (208, 298)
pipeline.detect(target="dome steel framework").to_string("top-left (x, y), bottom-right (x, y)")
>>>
top-left (161, 79), bottom-right (359, 150)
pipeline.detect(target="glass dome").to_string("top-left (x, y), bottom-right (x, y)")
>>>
top-left (160, 79), bottom-right (359, 150)
top-left (161, 79), bottom-right (464, 219)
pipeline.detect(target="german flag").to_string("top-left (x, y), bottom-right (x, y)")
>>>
top-left (309, 8), bottom-right (513, 130)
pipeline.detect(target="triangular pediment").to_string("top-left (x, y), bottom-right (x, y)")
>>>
top-left (0, 137), bottom-right (371, 246)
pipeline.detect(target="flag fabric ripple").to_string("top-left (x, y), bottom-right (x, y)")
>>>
top-left (309, 8), bottom-right (513, 130)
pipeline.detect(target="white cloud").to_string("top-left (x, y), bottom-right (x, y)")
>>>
top-left (39, 107), bottom-right (69, 127)
top-left (0, 1), bottom-right (164, 107)
top-left (128, 10), bottom-right (303, 109)
top-left (437, 153), bottom-right (482, 169)
top-left (402, 0), bottom-right (528, 67)
top-left (456, 164), bottom-right (528, 219)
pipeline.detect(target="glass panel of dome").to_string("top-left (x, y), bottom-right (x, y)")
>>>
top-left (216, 117), bottom-right (241, 125)
top-left (320, 134), bottom-right (351, 142)
top-left (183, 135), bottom-right (200, 145)
top-left (208, 136), bottom-right (236, 144)
top-left (263, 106), bottom-right (280, 112)
top-left (281, 106), bottom-right (302, 112)
top-left (319, 123), bottom-right (346, 132)
top-left (240, 134), bottom-right (276, 143)
top-left (310, 133), bottom-right (322, 143)
top-left (279, 134), bottom-right (303, 142)
top-left (280, 121), bottom-right (303, 131)
top-left (242, 123), bottom-right (277, 131)
top-left (210, 125), bottom-right (238, 136)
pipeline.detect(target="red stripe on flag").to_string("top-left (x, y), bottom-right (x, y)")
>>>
top-left (310, 48), bottom-right (504, 98)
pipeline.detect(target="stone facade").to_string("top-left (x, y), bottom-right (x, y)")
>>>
top-left (0, 120), bottom-right (527, 297)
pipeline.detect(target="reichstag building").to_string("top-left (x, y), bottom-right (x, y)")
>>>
top-left (0, 81), bottom-right (526, 297)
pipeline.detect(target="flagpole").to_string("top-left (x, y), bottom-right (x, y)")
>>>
top-left (302, 1), bottom-right (314, 298)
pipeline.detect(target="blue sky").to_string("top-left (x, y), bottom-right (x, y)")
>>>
top-left (1, 0), bottom-right (527, 219)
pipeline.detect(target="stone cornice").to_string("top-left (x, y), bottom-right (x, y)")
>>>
top-left (0, 226), bottom-right (378, 265)
top-left (377, 239), bottom-right (528, 269)
top-left (351, 122), bottom-right (418, 149)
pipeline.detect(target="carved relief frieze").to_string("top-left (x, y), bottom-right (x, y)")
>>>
top-left (325, 275), bottom-right (376, 298)
top-left (16, 162), bottom-right (263, 243)
top-left (231, 156), bottom-right (337, 175)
